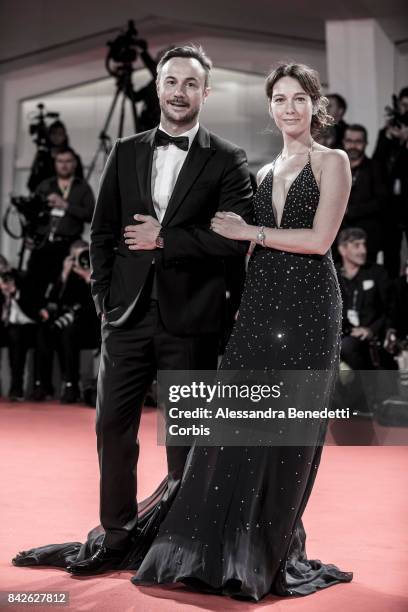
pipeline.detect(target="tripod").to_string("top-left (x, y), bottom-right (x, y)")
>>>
top-left (86, 62), bottom-right (138, 181)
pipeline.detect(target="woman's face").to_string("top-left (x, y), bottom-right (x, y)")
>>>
top-left (269, 76), bottom-right (314, 137)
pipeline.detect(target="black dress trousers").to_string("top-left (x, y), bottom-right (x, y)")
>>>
top-left (96, 272), bottom-right (219, 550)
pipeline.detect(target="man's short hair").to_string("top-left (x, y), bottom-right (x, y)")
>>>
top-left (70, 239), bottom-right (89, 251)
top-left (345, 123), bottom-right (368, 143)
top-left (398, 87), bottom-right (408, 100)
top-left (0, 268), bottom-right (17, 284)
top-left (157, 44), bottom-right (212, 87)
top-left (49, 120), bottom-right (67, 133)
top-left (337, 227), bottom-right (367, 246)
top-left (327, 93), bottom-right (347, 113)
top-left (55, 147), bottom-right (76, 159)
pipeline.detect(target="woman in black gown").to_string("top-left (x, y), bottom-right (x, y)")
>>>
top-left (13, 63), bottom-right (353, 601)
top-left (130, 63), bottom-right (353, 599)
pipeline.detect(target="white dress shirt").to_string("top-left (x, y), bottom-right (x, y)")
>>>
top-left (8, 292), bottom-right (34, 325)
top-left (151, 122), bottom-right (200, 222)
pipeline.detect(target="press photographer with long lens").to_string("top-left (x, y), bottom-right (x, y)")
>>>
top-left (373, 87), bottom-right (408, 278)
top-left (27, 104), bottom-right (83, 193)
top-left (33, 240), bottom-right (100, 403)
top-left (25, 147), bottom-right (95, 306)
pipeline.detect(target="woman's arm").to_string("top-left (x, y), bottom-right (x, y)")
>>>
top-left (212, 150), bottom-right (351, 256)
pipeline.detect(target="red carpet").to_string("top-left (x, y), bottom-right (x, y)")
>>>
top-left (1, 400), bottom-right (407, 611)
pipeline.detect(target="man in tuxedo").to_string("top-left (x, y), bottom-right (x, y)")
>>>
top-left (68, 45), bottom-right (253, 574)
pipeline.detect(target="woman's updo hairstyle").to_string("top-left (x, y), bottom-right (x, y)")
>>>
top-left (265, 63), bottom-right (334, 134)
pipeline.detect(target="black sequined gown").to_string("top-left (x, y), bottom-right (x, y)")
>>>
top-left (131, 159), bottom-right (352, 599)
top-left (13, 159), bottom-right (353, 601)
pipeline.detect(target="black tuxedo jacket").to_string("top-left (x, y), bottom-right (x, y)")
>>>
top-left (90, 125), bottom-right (253, 335)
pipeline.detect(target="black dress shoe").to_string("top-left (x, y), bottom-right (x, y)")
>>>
top-left (60, 382), bottom-right (80, 404)
top-left (66, 545), bottom-right (127, 575)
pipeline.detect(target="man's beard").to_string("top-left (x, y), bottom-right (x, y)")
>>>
top-left (347, 149), bottom-right (364, 161)
top-left (161, 102), bottom-right (199, 126)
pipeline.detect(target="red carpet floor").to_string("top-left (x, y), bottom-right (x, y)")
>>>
top-left (1, 400), bottom-right (407, 612)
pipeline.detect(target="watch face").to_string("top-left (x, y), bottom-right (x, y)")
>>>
top-left (256, 229), bottom-right (266, 245)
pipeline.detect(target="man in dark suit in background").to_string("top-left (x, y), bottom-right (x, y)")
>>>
top-left (340, 124), bottom-right (388, 263)
top-left (68, 45), bottom-right (253, 575)
top-left (373, 87), bottom-right (408, 278)
top-left (26, 147), bottom-right (95, 309)
top-left (335, 228), bottom-right (393, 416)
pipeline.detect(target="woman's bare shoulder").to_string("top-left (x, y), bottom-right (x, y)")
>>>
top-left (256, 163), bottom-right (273, 186)
top-left (309, 145), bottom-right (350, 188)
top-left (312, 144), bottom-right (349, 168)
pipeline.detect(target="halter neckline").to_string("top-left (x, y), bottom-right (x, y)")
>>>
top-left (277, 141), bottom-right (314, 164)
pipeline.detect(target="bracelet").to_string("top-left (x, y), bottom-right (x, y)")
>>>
top-left (256, 226), bottom-right (266, 247)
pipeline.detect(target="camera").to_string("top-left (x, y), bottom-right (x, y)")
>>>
top-left (74, 247), bottom-right (90, 271)
top-left (28, 103), bottom-right (59, 150)
top-left (5, 193), bottom-right (51, 245)
top-left (42, 302), bottom-right (82, 330)
top-left (10, 194), bottom-right (49, 223)
top-left (53, 304), bottom-right (82, 330)
top-left (106, 20), bottom-right (146, 67)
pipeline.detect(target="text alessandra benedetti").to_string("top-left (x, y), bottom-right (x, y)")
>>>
top-left (168, 407), bottom-right (351, 420)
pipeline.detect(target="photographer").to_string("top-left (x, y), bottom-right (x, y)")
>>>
top-left (26, 147), bottom-right (95, 305)
top-left (335, 228), bottom-right (395, 415)
top-left (385, 258), bottom-right (408, 354)
top-left (131, 41), bottom-right (161, 132)
top-left (33, 240), bottom-right (100, 403)
top-left (27, 120), bottom-right (83, 193)
top-left (373, 87), bottom-right (408, 278)
top-left (0, 268), bottom-right (37, 401)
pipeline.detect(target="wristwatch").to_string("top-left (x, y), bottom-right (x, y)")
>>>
top-left (256, 226), bottom-right (266, 247)
top-left (155, 229), bottom-right (164, 249)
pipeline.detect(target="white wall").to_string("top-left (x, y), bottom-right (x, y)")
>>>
top-left (326, 19), bottom-right (397, 156)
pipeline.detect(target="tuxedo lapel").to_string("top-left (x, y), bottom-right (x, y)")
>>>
top-left (134, 129), bottom-right (157, 219)
top-left (161, 126), bottom-right (214, 226)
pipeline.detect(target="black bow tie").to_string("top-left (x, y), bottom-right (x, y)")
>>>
top-left (154, 129), bottom-right (189, 151)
